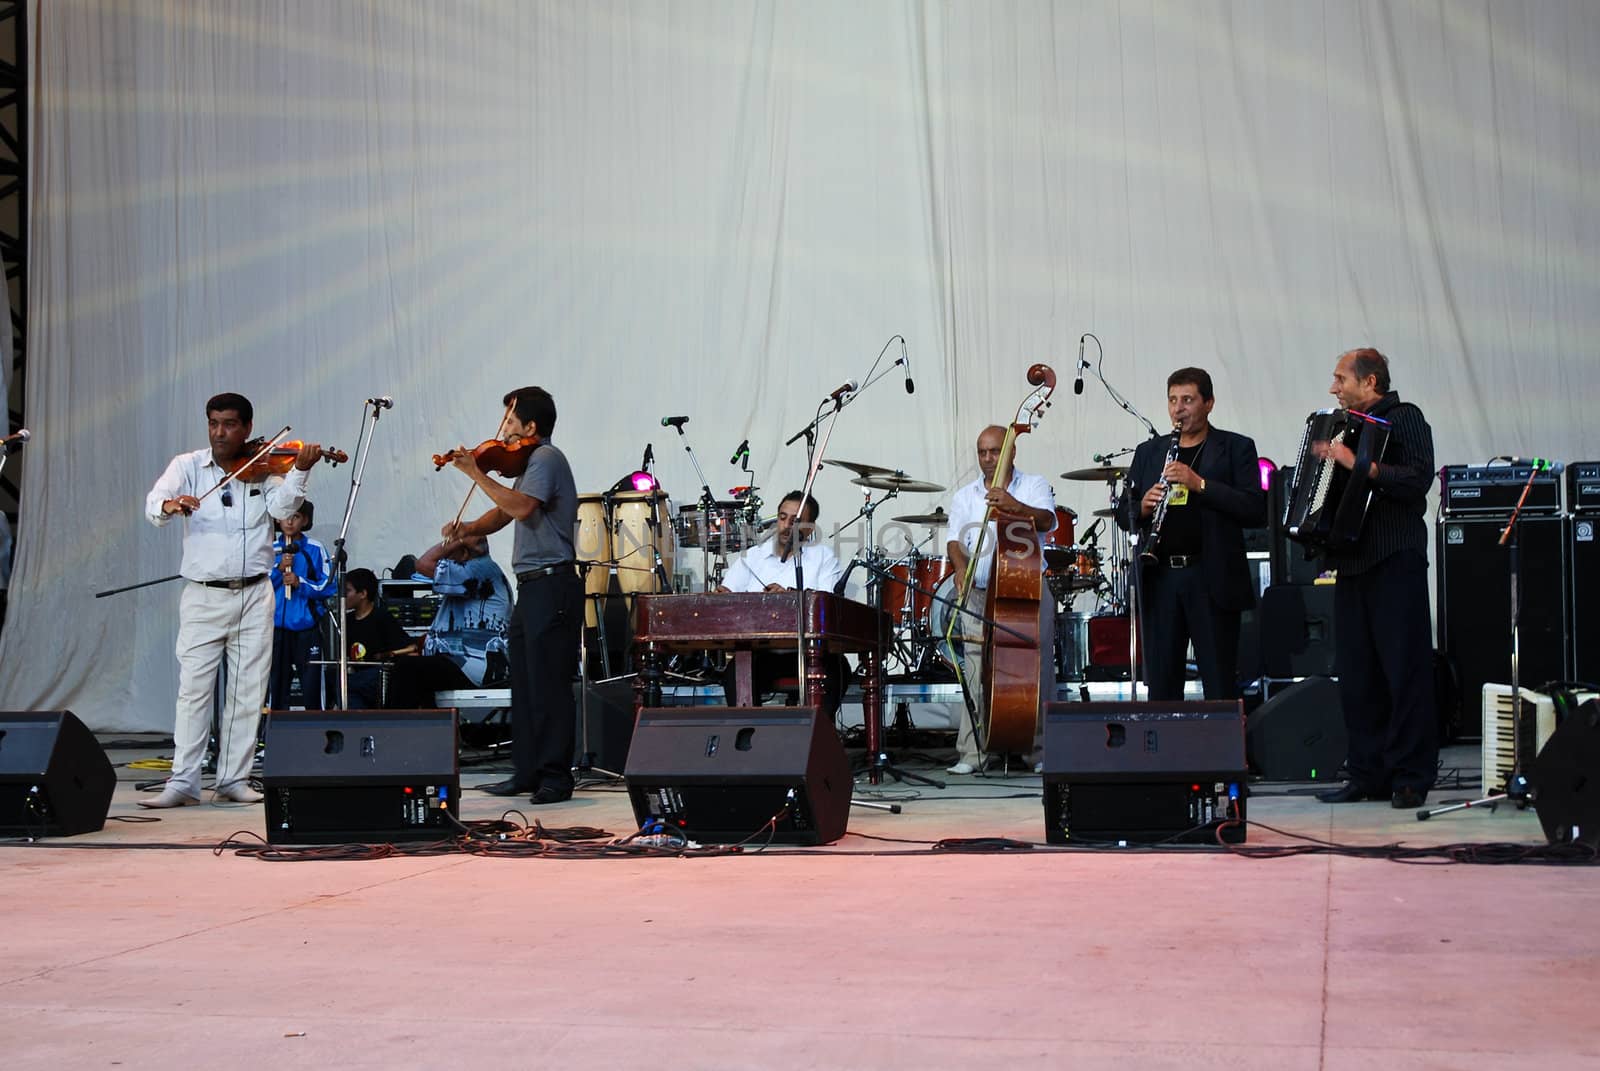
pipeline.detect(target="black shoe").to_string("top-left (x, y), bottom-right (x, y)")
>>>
top-left (529, 786), bottom-right (573, 805)
top-left (476, 779), bottom-right (533, 796)
top-left (1315, 781), bottom-right (1383, 804)
top-left (1391, 785), bottom-right (1428, 809)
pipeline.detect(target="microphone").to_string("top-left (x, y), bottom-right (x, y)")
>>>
top-left (1074, 335), bottom-right (1087, 396)
top-left (2, 428), bottom-right (29, 455)
top-left (661, 416), bottom-right (690, 428)
top-left (729, 438), bottom-right (749, 465)
top-left (900, 339), bottom-right (915, 394)
top-left (642, 443), bottom-right (654, 470)
top-left (367, 396), bottom-right (394, 410)
top-left (1080, 517), bottom-right (1104, 543)
top-left (1498, 456), bottom-right (1562, 473)
top-left (827, 380), bottom-right (859, 401)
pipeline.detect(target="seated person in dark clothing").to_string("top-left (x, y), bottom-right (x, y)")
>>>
top-left (382, 533), bottom-right (514, 708)
top-left (330, 567), bottom-right (416, 708)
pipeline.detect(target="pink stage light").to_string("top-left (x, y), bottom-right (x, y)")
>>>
top-left (628, 471), bottom-right (658, 492)
top-left (1258, 457), bottom-right (1277, 491)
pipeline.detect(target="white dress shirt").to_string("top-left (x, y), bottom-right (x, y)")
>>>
top-left (145, 448), bottom-right (310, 582)
top-left (722, 536), bottom-right (843, 594)
top-left (943, 468), bottom-right (1056, 589)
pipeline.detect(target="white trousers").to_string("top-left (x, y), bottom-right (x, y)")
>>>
top-left (168, 580), bottom-right (274, 797)
top-left (954, 583), bottom-right (1056, 766)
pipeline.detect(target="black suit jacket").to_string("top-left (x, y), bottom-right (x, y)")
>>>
top-left (1117, 424), bottom-right (1267, 612)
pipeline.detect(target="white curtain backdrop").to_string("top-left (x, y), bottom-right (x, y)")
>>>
top-left (4, 0), bottom-right (1597, 730)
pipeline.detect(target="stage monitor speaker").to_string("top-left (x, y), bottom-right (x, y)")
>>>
top-left (1570, 516), bottom-right (1600, 686)
top-left (1437, 514), bottom-right (1570, 737)
top-left (1246, 676), bottom-right (1346, 781)
top-left (1041, 701), bottom-right (1248, 845)
top-left (261, 710), bottom-right (459, 845)
top-left (1258, 583), bottom-right (1337, 679)
top-left (624, 706), bottom-right (851, 845)
top-left (1533, 698), bottom-right (1600, 849)
top-left (0, 711), bottom-right (116, 837)
top-left (573, 679), bottom-right (637, 773)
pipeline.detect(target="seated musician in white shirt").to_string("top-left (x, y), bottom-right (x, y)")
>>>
top-left (716, 490), bottom-right (849, 713)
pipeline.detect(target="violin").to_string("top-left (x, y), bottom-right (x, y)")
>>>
top-left (229, 438), bottom-right (349, 481)
top-left (432, 435), bottom-right (539, 477)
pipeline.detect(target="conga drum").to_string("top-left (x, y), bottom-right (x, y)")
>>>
top-left (575, 493), bottom-right (611, 627)
top-left (612, 490), bottom-right (674, 598)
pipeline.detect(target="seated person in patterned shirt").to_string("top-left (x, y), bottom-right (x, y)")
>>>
top-left (383, 533), bottom-right (514, 707)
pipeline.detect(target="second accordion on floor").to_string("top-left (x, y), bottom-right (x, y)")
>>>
top-left (1282, 407), bottom-right (1391, 553)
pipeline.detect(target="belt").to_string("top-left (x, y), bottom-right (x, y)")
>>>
top-left (1160, 555), bottom-right (1198, 569)
top-left (517, 563), bottom-right (575, 584)
top-left (198, 574), bottom-right (267, 590)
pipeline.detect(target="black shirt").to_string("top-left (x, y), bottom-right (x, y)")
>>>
top-left (344, 605), bottom-right (413, 661)
top-left (1323, 392), bottom-right (1435, 576)
top-left (1155, 441), bottom-right (1206, 557)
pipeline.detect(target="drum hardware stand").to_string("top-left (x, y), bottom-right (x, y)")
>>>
top-left (572, 617), bottom-right (624, 783)
top-left (576, 558), bottom-right (617, 678)
top-left (1418, 459), bottom-right (1548, 822)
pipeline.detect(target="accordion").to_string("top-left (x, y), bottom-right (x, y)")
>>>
top-left (1283, 407), bottom-right (1390, 552)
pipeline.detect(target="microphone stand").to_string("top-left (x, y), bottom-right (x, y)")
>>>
top-left (668, 421), bottom-right (720, 593)
top-left (781, 335), bottom-right (909, 449)
top-left (1418, 459), bottom-right (1546, 822)
top-left (331, 400), bottom-right (387, 710)
top-left (1084, 336), bottom-right (1158, 694)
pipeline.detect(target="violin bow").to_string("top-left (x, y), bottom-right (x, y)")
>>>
top-left (195, 426), bottom-right (292, 506)
top-left (447, 402), bottom-right (516, 535)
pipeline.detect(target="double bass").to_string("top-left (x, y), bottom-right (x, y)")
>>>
top-left (949, 364), bottom-right (1057, 756)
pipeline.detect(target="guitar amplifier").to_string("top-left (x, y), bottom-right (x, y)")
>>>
top-left (1041, 701), bottom-right (1248, 845)
top-left (1440, 464), bottom-right (1561, 516)
top-left (1568, 462), bottom-right (1600, 515)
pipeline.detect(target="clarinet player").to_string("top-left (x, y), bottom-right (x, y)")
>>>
top-left (1117, 368), bottom-right (1265, 700)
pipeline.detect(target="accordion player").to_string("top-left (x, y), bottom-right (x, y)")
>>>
top-left (1282, 407), bottom-right (1391, 553)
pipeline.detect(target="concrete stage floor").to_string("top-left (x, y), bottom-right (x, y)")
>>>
top-left (3, 738), bottom-right (1597, 1070)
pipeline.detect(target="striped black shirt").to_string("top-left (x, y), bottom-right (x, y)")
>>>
top-left (1324, 392), bottom-right (1435, 576)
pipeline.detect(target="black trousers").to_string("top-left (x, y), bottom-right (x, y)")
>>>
top-left (1139, 561), bottom-right (1241, 701)
top-left (508, 572), bottom-right (584, 793)
top-left (1333, 549), bottom-right (1438, 792)
top-left (269, 626), bottom-right (322, 710)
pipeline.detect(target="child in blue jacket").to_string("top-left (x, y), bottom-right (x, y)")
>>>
top-left (268, 501), bottom-right (336, 709)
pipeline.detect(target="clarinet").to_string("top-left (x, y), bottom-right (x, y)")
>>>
top-left (1140, 421), bottom-right (1184, 563)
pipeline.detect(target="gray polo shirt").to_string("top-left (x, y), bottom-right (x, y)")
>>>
top-left (511, 439), bottom-right (578, 574)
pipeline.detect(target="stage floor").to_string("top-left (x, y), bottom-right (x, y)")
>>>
top-left (3, 739), bottom-right (1597, 1069)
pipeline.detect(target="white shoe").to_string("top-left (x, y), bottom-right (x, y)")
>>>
top-left (137, 786), bottom-right (201, 809)
top-left (945, 762), bottom-right (976, 775)
top-left (214, 782), bottom-right (264, 804)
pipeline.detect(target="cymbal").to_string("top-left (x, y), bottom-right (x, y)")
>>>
top-left (1060, 464), bottom-right (1128, 482)
top-left (825, 458), bottom-right (897, 478)
top-left (852, 473), bottom-right (946, 493)
top-left (891, 508), bottom-right (950, 525)
top-left (1091, 507), bottom-right (1117, 518)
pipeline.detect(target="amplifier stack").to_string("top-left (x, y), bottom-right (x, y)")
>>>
top-left (1436, 462), bottom-right (1598, 738)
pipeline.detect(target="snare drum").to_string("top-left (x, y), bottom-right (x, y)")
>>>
top-left (674, 502), bottom-right (750, 553)
top-left (611, 490), bottom-right (674, 597)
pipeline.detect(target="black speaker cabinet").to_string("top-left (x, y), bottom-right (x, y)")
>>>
top-left (1041, 701), bottom-right (1248, 844)
top-left (624, 706), bottom-right (852, 845)
top-left (1246, 676), bottom-right (1347, 781)
top-left (1258, 583), bottom-right (1338, 678)
top-left (1437, 514), bottom-right (1570, 735)
top-left (261, 710), bottom-right (460, 844)
top-left (1571, 516), bottom-right (1600, 686)
top-left (1534, 698), bottom-right (1600, 849)
top-left (0, 711), bottom-right (116, 837)
top-left (573, 679), bottom-right (637, 773)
